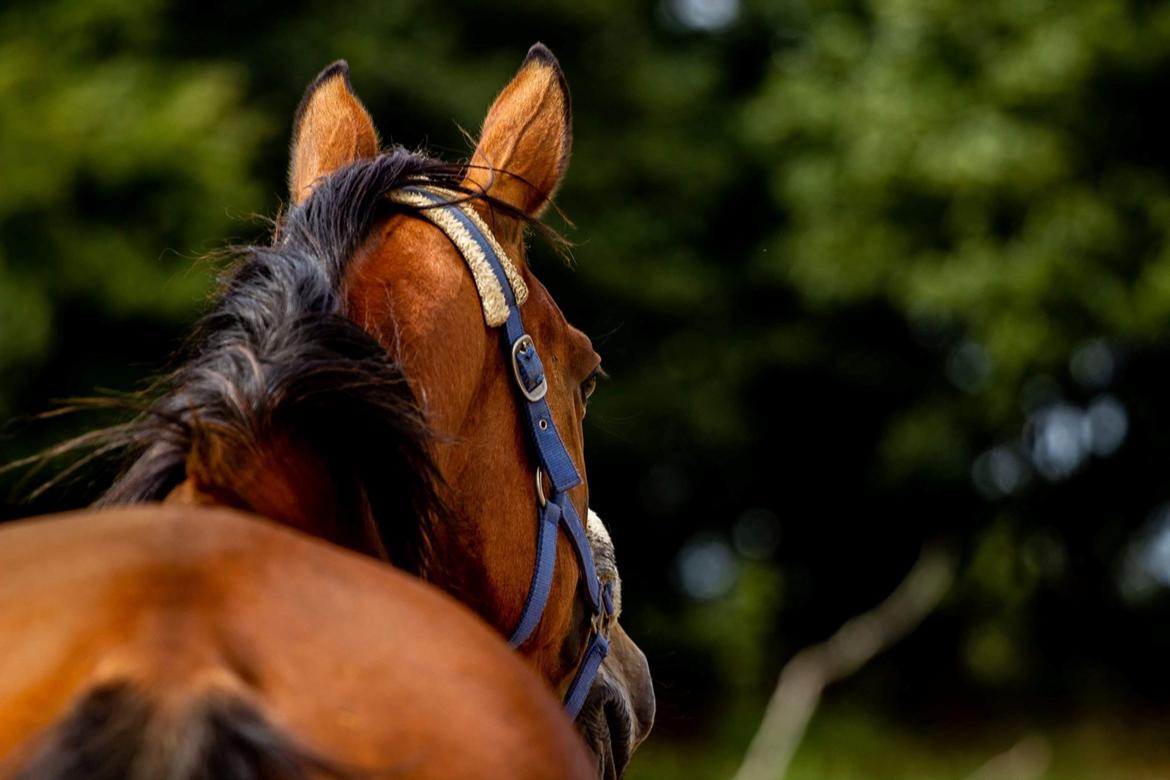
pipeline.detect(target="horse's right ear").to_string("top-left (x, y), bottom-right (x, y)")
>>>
top-left (288, 61), bottom-right (379, 205)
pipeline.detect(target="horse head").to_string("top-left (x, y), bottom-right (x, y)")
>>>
top-left (94, 44), bottom-right (652, 777)
top-left (287, 46), bottom-right (653, 774)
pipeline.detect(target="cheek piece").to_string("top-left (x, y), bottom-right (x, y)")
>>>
top-left (390, 186), bottom-right (614, 719)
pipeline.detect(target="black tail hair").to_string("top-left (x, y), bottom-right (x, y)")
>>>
top-left (9, 682), bottom-right (351, 780)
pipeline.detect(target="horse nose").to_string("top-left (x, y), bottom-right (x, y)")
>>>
top-left (610, 623), bottom-right (655, 746)
top-left (628, 646), bottom-right (655, 745)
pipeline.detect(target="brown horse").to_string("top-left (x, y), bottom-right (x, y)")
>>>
top-left (27, 44), bottom-right (651, 776)
top-left (0, 505), bottom-right (594, 778)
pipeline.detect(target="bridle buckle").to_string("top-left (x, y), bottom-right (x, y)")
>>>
top-left (535, 467), bottom-right (548, 508)
top-left (511, 334), bottom-right (548, 402)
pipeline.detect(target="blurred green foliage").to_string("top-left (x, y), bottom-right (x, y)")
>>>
top-left (747, 0), bottom-right (1170, 441)
top-left (5, 0), bottom-right (1170, 775)
top-left (0, 0), bottom-right (269, 414)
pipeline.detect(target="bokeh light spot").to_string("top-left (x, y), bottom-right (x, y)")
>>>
top-left (972, 445), bottom-right (1030, 499)
top-left (666, 0), bottom-right (740, 32)
top-left (676, 534), bottom-right (738, 600)
top-left (1120, 504), bottom-right (1170, 601)
top-left (1082, 395), bottom-right (1127, 457)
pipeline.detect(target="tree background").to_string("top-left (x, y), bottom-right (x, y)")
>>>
top-left (4, 0), bottom-right (1170, 776)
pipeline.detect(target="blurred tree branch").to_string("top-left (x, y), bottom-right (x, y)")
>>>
top-left (965, 735), bottom-right (1051, 780)
top-left (732, 545), bottom-right (956, 780)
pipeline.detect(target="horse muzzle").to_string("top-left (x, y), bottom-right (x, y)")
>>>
top-left (579, 621), bottom-right (654, 778)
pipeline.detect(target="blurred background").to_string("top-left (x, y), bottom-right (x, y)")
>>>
top-left (4, 0), bottom-right (1170, 777)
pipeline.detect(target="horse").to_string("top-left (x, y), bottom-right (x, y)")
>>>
top-left (0, 505), bottom-right (595, 778)
top-left (16, 43), bottom-right (652, 777)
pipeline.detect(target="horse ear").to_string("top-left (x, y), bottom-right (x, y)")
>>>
top-left (289, 61), bottom-right (379, 204)
top-left (464, 43), bottom-right (571, 219)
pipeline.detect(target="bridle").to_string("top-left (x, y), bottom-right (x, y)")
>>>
top-left (390, 185), bottom-right (614, 718)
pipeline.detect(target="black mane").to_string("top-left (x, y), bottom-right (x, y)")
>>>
top-left (83, 148), bottom-right (470, 574)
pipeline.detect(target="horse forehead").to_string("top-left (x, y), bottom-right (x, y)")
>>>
top-left (347, 215), bottom-right (482, 341)
top-left (525, 273), bottom-right (573, 335)
top-left (348, 213), bottom-right (585, 366)
top-left (345, 215), bottom-right (492, 436)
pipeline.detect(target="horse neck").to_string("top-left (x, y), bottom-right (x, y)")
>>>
top-left (163, 428), bottom-right (388, 559)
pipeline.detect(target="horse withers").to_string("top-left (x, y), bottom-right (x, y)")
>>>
top-left (0, 506), bottom-right (594, 779)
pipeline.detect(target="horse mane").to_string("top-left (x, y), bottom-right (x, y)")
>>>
top-left (11, 141), bottom-right (555, 578)
top-left (49, 149), bottom-right (476, 576)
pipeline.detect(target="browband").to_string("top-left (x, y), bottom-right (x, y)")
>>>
top-left (388, 186), bottom-right (528, 326)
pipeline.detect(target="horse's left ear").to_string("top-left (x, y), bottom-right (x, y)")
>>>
top-left (289, 61), bottom-right (379, 205)
top-left (463, 43), bottom-right (571, 219)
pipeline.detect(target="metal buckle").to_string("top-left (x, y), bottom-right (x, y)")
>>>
top-left (511, 334), bottom-right (548, 403)
top-left (535, 467), bottom-right (548, 508)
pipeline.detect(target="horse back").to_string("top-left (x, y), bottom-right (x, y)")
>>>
top-left (0, 506), bottom-right (593, 779)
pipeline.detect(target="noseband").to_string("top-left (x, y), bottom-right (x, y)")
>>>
top-left (390, 186), bottom-right (614, 718)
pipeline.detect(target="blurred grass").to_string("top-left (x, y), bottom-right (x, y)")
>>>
top-left (629, 704), bottom-right (1170, 780)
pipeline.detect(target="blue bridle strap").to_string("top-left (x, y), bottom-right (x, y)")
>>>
top-left (402, 186), bottom-right (612, 719)
top-left (509, 498), bottom-right (561, 647)
top-left (564, 633), bottom-right (610, 718)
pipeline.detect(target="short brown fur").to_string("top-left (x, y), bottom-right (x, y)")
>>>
top-left (0, 507), bottom-right (594, 779)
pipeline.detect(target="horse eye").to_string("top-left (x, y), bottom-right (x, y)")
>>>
top-left (581, 370), bottom-right (600, 403)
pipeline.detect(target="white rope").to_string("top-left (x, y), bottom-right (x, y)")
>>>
top-left (388, 187), bottom-right (528, 327)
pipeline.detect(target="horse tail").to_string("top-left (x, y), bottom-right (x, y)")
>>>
top-left (10, 682), bottom-right (348, 780)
